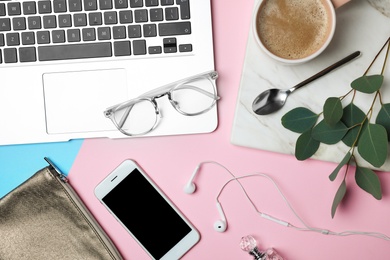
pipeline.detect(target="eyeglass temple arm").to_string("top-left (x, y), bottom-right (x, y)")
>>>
top-left (139, 71), bottom-right (218, 98)
top-left (117, 105), bottom-right (133, 128)
top-left (174, 85), bottom-right (220, 100)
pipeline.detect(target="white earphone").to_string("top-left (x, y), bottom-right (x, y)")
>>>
top-left (183, 163), bottom-right (228, 232)
top-left (183, 165), bottom-right (199, 194)
top-left (184, 160), bottom-right (390, 241)
top-left (214, 202), bottom-right (227, 232)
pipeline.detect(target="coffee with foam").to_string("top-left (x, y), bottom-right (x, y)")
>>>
top-left (256, 0), bottom-right (332, 60)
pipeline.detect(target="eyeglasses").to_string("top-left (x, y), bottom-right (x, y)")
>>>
top-left (104, 71), bottom-right (219, 136)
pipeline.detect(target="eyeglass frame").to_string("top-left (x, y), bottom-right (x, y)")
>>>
top-left (104, 70), bottom-right (220, 136)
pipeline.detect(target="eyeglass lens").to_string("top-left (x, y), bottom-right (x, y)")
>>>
top-left (171, 77), bottom-right (216, 115)
top-left (113, 99), bottom-right (157, 135)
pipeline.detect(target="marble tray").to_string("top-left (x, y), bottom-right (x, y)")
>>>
top-left (231, 0), bottom-right (390, 171)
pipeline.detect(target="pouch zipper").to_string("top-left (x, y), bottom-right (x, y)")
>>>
top-left (44, 157), bottom-right (122, 260)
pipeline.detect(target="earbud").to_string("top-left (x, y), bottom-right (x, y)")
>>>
top-left (214, 220), bottom-right (227, 232)
top-left (183, 182), bottom-right (196, 194)
top-left (214, 202), bottom-right (227, 232)
top-left (183, 165), bottom-right (200, 194)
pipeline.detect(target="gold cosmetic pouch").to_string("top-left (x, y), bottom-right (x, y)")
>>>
top-left (0, 163), bottom-right (122, 260)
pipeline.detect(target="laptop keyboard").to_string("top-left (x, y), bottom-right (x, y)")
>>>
top-left (0, 0), bottom-right (193, 64)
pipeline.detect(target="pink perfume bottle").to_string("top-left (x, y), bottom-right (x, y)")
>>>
top-left (240, 235), bottom-right (284, 260)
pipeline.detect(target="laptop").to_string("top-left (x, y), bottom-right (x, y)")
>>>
top-left (0, 0), bottom-right (217, 145)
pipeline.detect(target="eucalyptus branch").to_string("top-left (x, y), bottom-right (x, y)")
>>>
top-left (281, 37), bottom-right (390, 218)
top-left (364, 37), bottom-right (390, 75)
top-left (380, 38), bottom-right (390, 75)
top-left (378, 91), bottom-right (384, 105)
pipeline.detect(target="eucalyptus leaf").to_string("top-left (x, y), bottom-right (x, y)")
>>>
top-left (341, 103), bottom-right (367, 147)
top-left (282, 107), bottom-right (319, 133)
top-left (329, 152), bottom-right (352, 181)
top-left (358, 123), bottom-right (388, 167)
top-left (295, 130), bottom-right (320, 161)
top-left (376, 103), bottom-right (390, 140)
top-left (323, 97), bottom-right (343, 126)
top-left (331, 180), bottom-right (347, 218)
top-left (355, 166), bottom-right (382, 200)
top-left (351, 75), bottom-right (384, 94)
top-left (312, 120), bottom-right (348, 144)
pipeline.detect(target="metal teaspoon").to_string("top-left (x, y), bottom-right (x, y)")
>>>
top-left (252, 51), bottom-right (361, 115)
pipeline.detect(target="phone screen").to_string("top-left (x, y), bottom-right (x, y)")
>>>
top-left (102, 168), bottom-right (192, 259)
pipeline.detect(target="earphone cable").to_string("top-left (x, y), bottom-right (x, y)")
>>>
top-left (205, 161), bottom-right (390, 241)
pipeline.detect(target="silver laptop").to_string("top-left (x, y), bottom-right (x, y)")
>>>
top-left (0, 0), bottom-right (217, 145)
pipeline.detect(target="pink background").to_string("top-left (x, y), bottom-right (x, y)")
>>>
top-left (69, 0), bottom-right (390, 259)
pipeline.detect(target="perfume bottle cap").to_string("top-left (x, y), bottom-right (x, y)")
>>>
top-left (240, 235), bottom-right (258, 252)
top-left (240, 235), bottom-right (265, 260)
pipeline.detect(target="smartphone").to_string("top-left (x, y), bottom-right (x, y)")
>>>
top-left (94, 159), bottom-right (200, 260)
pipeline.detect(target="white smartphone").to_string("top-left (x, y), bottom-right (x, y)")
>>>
top-left (94, 159), bottom-right (200, 260)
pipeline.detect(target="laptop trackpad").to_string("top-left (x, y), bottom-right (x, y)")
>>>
top-left (43, 69), bottom-right (128, 134)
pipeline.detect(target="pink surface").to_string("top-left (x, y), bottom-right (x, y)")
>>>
top-left (69, 0), bottom-right (390, 259)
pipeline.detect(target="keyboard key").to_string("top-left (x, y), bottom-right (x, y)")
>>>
top-left (143, 24), bottom-right (156, 37)
top-left (97, 27), bottom-right (111, 40)
top-left (0, 18), bottom-right (11, 31)
top-left (104, 11), bottom-right (117, 24)
top-left (69, 0), bottom-right (82, 12)
top-left (8, 2), bottom-right (21, 16)
top-left (99, 0), bottom-right (113, 10)
top-left (133, 39), bottom-right (146, 55)
top-left (28, 16), bottom-right (41, 30)
top-left (38, 42), bottom-right (112, 61)
top-left (113, 26), bottom-right (126, 39)
top-left (21, 31), bottom-right (35, 45)
top-left (6, 33), bottom-right (20, 46)
top-left (114, 0), bottom-right (128, 9)
top-left (53, 0), bottom-right (67, 13)
top-left (82, 27), bottom-right (96, 41)
top-left (58, 14), bottom-right (72, 27)
top-left (119, 10), bottom-right (132, 23)
top-left (67, 29), bottom-right (81, 42)
top-left (177, 0), bottom-right (190, 19)
top-left (145, 0), bottom-right (158, 7)
top-left (130, 0), bottom-right (143, 8)
top-left (19, 47), bottom-right (36, 62)
top-left (74, 13), bottom-right (87, 26)
top-left (0, 49), bottom-right (2, 63)
top-left (12, 17), bottom-right (26, 31)
top-left (161, 0), bottom-right (174, 5)
top-left (150, 8), bottom-right (163, 22)
top-left (0, 3), bottom-right (5, 16)
top-left (158, 22), bottom-right (191, 36)
top-left (128, 25), bottom-right (141, 38)
top-left (134, 9), bottom-right (148, 23)
top-left (114, 40), bottom-right (131, 56)
top-left (84, 0), bottom-right (98, 11)
top-left (23, 2), bottom-right (37, 15)
top-left (38, 1), bottom-right (52, 14)
top-left (89, 12), bottom-right (102, 25)
top-left (163, 37), bottom-right (176, 53)
top-left (43, 15), bottom-right (57, 29)
top-left (0, 33), bottom-right (4, 46)
top-left (179, 43), bottom-right (192, 52)
top-left (4, 48), bottom-right (17, 63)
top-left (52, 30), bottom-right (65, 43)
top-left (165, 7), bottom-right (178, 21)
top-left (37, 31), bottom-right (50, 44)
top-left (148, 46), bottom-right (161, 54)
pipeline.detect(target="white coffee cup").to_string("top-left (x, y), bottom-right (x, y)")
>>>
top-left (252, 0), bottom-right (336, 65)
